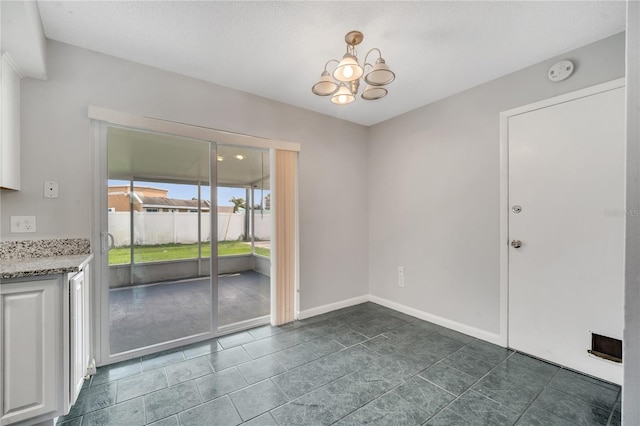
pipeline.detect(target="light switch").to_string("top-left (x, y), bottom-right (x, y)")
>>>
top-left (44, 181), bottom-right (59, 198)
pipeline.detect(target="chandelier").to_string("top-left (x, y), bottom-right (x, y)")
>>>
top-left (311, 31), bottom-right (395, 105)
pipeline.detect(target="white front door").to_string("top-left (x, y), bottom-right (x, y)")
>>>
top-left (507, 84), bottom-right (625, 384)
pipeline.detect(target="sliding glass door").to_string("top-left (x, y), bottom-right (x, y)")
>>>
top-left (100, 125), bottom-right (274, 361)
top-left (216, 146), bottom-right (271, 329)
top-left (106, 127), bottom-right (217, 356)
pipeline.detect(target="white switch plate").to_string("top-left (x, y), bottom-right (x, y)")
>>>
top-left (398, 266), bottom-right (405, 287)
top-left (44, 181), bottom-right (59, 198)
top-left (11, 216), bottom-right (36, 233)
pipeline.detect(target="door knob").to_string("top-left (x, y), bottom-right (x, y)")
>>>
top-left (511, 240), bottom-right (522, 248)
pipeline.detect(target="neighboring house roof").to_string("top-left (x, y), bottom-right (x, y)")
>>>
top-left (140, 196), bottom-right (211, 210)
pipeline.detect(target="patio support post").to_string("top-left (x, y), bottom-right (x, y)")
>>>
top-left (245, 186), bottom-right (250, 242)
top-left (129, 178), bottom-right (135, 286)
top-left (197, 181), bottom-right (202, 276)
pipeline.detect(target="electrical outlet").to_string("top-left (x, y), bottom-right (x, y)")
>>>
top-left (10, 216), bottom-right (36, 233)
top-left (398, 266), bottom-right (405, 287)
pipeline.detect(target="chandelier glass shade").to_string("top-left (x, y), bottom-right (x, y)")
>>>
top-left (361, 85), bottom-right (387, 100)
top-left (331, 83), bottom-right (356, 105)
top-left (312, 71), bottom-right (339, 96)
top-left (333, 53), bottom-right (364, 82)
top-left (312, 31), bottom-right (395, 105)
top-left (365, 58), bottom-right (395, 86)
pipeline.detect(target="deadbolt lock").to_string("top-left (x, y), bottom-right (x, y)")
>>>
top-left (512, 205), bottom-right (522, 214)
top-left (511, 240), bottom-right (522, 248)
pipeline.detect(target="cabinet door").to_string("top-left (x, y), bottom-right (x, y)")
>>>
top-left (69, 271), bottom-right (87, 406)
top-left (0, 54), bottom-right (21, 191)
top-left (1, 277), bottom-right (62, 425)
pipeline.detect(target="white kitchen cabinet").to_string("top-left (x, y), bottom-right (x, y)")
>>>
top-left (67, 266), bottom-right (91, 410)
top-left (0, 276), bottom-right (63, 425)
top-left (0, 259), bottom-right (93, 426)
top-left (0, 53), bottom-right (21, 191)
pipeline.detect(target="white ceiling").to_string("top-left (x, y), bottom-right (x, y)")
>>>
top-left (37, 1), bottom-right (626, 126)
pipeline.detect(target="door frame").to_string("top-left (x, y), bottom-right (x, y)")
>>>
top-left (89, 107), bottom-right (300, 366)
top-left (498, 77), bottom-right (625, 348)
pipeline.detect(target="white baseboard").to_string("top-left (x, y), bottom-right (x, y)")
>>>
top-left (368, 295), bottom-right (504, 346)
top-left (297, 293), bottom-right (503, 347)
top-left (297, 295), bottom-right (369, 320)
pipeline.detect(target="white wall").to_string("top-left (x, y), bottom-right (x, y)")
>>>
top-left (0, 40), bottom-right (369, 311)
top-left (368, 33), bottom-right (626, 338)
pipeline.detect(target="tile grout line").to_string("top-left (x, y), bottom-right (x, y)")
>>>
top-left (142, 392), bottom-right (148, 426)
top-left (324, 335), bottom-right (477, 426)
top-left (505, 359), bottom-right (567, 426)
top-left (416, 373), bottom-right (461, 399)
top-left (605, 387), bottom-right (622, 426)
top-left (268, 342), bottom-right (389, 420)
top-left (420, 349), bottom-right (519, 424)
top-left (295, 326), bottom-right (449, 425)
top-left (226, 391), bottom-right (245, 424)
top-left (545, 367), bottom-right (621, 413)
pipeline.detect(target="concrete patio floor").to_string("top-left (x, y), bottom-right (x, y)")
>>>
top-left (109, 271), bottom-right (270, 354)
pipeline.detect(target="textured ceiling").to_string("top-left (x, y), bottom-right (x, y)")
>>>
top-left (37, 1), bottom-right (626, 126)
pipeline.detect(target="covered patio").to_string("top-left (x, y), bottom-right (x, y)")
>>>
top-left (107, 130), bottom-right (273, 355)
top-left (109, 270), bottom-right (270, 354)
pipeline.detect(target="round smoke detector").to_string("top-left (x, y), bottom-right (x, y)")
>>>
top-left (548, 60), bottom-right (575, 82)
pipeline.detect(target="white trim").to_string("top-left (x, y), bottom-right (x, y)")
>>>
top-left (88, 106), bottom-right (301, 152)
top-left (1, 52), bottom-right (25, 79)
top-left (498, 110), bottom-right (510, 348)
top-left (368, 295), bottom-right (503, 345)
top-left (500, 78), bottom-right (625, 119)
top-left (91, 119), bottom-right (107, 366)
top-left (624, 1), bottom-right (640, 421)
top-left (269, 149), bottom-right (277, 326)
top-left (217, 315), bottom-right (270, 336)
top-left (299, 293), bottom-right (502, 345)
top-left (498, 77), bottom-right (626, 349)
top-left (294, 151), bottom-right (301, 321)
top-left (298, 295), bottom-right (369, 320)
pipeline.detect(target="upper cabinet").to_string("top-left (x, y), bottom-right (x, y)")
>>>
top-left (1, 0), bottom-right (48, 191)
top-left (1, 55), bottom-right (21, 191)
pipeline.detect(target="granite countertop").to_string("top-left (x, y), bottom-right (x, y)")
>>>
top-left (1, 253), bottom-right (94, 279)
top-left (0, 239), bottom-right (93, 280)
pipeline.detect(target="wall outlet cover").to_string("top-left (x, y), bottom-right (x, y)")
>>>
top-left (44, 181), bottom-right (59, 198)
top-left (10, 216), bottom-right (36, 233)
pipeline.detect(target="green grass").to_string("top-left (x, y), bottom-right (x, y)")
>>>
top-left (108, 241), bottom-right (270, 265)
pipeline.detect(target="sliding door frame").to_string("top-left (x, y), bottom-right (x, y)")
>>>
top-left (90, 107), bottom-right (300, 367)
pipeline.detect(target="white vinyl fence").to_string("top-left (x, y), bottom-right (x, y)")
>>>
top-left (108, 211), bottom-right (271, 247)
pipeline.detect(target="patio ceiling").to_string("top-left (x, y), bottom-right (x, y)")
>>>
top-left (107, 127), bottom-right (270, 187)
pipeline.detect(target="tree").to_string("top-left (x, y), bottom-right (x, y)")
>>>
top-left (229, 197), bottom-right (246, 213)
top-left (265, 193), bottom-right (271, 210)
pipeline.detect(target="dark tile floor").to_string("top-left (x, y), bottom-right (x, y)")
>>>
top-left (61, 302), bottom-right (621, 426)
top-left (109, 271), bottom-right (270, 353)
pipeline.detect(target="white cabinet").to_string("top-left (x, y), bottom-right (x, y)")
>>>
top-left (0, 276), bottom-right (63, 425)
top-left (0, 262), bottom-right (93, 426)
top-left (0, 54), bottom-right (21, 191)
top-left (67, 267), bottom-right (91, 409)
